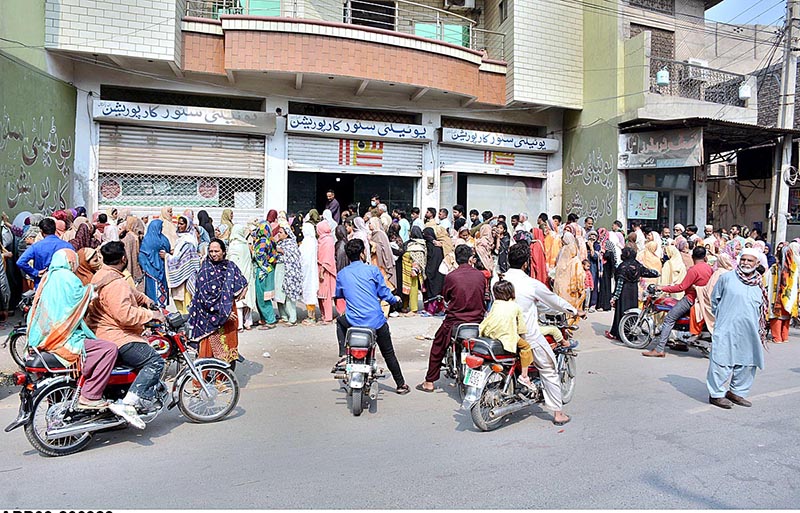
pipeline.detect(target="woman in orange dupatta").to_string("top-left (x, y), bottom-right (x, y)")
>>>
top-left (75, 247), bottom-right (102, 286)
top-left (543, 220), bottom-right (560, 271)
top-left (316, 221), bottom-right (337, 324)
top-left (552, 232), bottom-right (585, 312)
top-left (530, 227), bottom-right (549, 286)
top-left (637, 239), bottom-right (663, 299)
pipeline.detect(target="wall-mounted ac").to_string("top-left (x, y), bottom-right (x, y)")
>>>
top-left (444, 0), bottom-right (476, 9)
top-left (683, 58), bottom-right (709, 82)
top-left (709, 163), bottom-right (737, 178)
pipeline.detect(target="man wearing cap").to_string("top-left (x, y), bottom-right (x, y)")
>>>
top-left (706, 248), bottom-right (767, 409)
top-left (673, 224), bottom-right (687, 251)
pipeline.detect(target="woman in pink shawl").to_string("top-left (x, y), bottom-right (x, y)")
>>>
top-left (316, 221), bottom-right (337, 324)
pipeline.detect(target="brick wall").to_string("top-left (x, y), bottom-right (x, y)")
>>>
top-left (183, 32), bottom-right (225, 74)
top-left (44, 0), bottom-right (181, 62)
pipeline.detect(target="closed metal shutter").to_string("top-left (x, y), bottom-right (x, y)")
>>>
top-left (439, 145), bottom-right (547, 177)
top-left (466, 174), bottom-right (545, 217)
top-left (287, 135), bottom-right (423, 176)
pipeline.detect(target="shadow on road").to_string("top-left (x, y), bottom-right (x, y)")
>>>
top-left (643, 471), bottom-right (735, 508)
top-left (235, 358), bottom-right (264, 388)
top-left (659, 374), bottom-right (707, 403)
top-left (790, 367), bottom-right (800, 374)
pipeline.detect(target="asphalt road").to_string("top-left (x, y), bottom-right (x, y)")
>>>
top-left (0, 310), bottom-right (798, 509)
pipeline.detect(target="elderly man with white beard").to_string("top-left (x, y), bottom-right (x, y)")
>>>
top-left (706, 248), bottom-right (768, 409)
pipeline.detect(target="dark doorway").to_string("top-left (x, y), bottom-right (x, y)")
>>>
top-left (288, 172), bottom-right (416, 217)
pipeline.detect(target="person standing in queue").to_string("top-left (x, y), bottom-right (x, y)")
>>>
top-left (334, 239), bottom-right (410, 395)
top-left (417, 244), bottom-right (487, 393)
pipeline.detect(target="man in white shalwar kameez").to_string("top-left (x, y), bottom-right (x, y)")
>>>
top-left (504, 243), bottom-right (578, 425)
top-left (707, 248), bottom-right (766, 409)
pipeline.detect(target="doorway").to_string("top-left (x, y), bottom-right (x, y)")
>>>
top-left (287, 172), bottom-right (417, 217)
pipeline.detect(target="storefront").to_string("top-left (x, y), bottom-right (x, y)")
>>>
top-left (438, 128), bottom-right (558, 216)
top-left (285, 115), bottom-right (432, 215)
top-left (93, 100), bottom-right (275, 220)
top-left (618, 128), bottom-right (702, 231)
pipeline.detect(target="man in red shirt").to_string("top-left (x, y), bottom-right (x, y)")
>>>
top-left (643, 246), bottom-right (714, 357)
top-left (418, 245), bottom-right (487, 392)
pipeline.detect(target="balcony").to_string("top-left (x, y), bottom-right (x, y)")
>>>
top-left (649, 57), bottom-right (747, 107)
top-left (185, 0), bottom-right (505, 60)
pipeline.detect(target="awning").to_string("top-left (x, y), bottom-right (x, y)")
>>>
top-left (618, 117), bottom-right (800, 154)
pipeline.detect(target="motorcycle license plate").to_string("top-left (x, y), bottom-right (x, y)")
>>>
top-left (463, 368), bottom-right (487, 387)
top-left (346, 363), bottom-right (371, 373)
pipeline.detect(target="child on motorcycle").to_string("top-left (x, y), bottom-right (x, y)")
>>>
top-left (478, 277), bottom-right (535, 389)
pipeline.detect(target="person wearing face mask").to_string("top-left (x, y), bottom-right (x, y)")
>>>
top-left (368, 195), bottom-right (381, 218)
top-left (705, 248), bottom-right (768, 409)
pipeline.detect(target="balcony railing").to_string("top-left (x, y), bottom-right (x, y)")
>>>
top-left (185, 0), bottom-right (506, 60)
top-left (649, 57), bottom-right (747, 107)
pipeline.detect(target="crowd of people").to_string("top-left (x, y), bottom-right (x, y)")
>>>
top-left (0, 190), bottom-right (793, 416)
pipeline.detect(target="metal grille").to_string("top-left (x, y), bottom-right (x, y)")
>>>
top-left (630, 23), bottom-right (675, 63)
top-left (649, 57), bottom-right (746, 107)
top-left (97, 172), bottom-right (264, 210)
top-left (628, 0), bottom-right (674, 15)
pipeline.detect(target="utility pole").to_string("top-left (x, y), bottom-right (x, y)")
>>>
top-left (770, 0), bottom-right (799, 245)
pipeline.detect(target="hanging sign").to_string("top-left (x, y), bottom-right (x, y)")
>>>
top-left (627, 190), bottom-right (659, 220)
top-left (286, 114), bottom-right (432, 141)
top-left (441, 127), bottom-right (559, 154)
top-left (618, 128), bottom-right (702, 169)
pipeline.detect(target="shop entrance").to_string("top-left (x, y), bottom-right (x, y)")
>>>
top-left (287, 172), bottom-right (417, 217)
top-left (627, 169), bottom-right (693, 231)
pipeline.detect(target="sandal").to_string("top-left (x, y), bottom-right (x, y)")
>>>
top-left (604, 331), bottom-right (617, 341)
top-left (415, 383), bottom-right (435, 393)
top-left (396, 384), bottom-right (410, 395)
top-left (553, 415), bottom-right (571, 426)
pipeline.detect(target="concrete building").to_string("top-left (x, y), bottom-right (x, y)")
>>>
top-left (0, 0), bottom-right (595, 221)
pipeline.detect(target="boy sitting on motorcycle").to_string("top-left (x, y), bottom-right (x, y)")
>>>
top-left (478, 278), bottom-right (535, 389)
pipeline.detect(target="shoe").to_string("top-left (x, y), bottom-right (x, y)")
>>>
top-left (604, 331), bottom-right (618, 341)
top-left (588, 308), bottom-right (596, 313)
top-left (725, 391), bottom-right (752, 407)
top-left (389, 312), bottom-right (400, 318)
top-left (135, 397), bottom-right (159, 414)
top-left (76, 398), bottom-right (109, 411)
top-left (517, 376), bottom-right (536, 390)
top-left (670, 343), bottom-right (689, 352)
top-left (301, 319), bottom-right (316, 326)
top-left (642, 349), bottom-right (666, 358)
top-left (709, 396), bottom-right (733, 409)
top-left (109, 402), bottom-right (146, 429)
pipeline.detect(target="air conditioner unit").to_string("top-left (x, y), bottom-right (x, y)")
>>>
top-left (683, 58), bottom-right (709, 82)
top-left (709, 163), bottom-right (737, 178)
top-left (444, 0), bottom-right (476, 9)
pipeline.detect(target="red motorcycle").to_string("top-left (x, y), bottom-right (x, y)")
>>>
top-left (5, 312), bottom-right (240, 457)
top-left (618, 284), bottom-right (711, 356)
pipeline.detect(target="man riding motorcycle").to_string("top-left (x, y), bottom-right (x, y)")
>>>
top-left (85, 241), bottom-right (166, 429)
top-left (334, 239), bottom-right (410, 395)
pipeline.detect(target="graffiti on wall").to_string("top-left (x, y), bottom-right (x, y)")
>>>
top-left (564, 148), bottom-right (616, 220)
top-left (0, 108), bottom-right (72, 214)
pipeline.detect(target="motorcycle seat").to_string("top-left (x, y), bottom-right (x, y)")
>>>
top-left (111, 365), bottom-right (137, 375)
top-left (346, 327), bottom-right (376, 348)
top-left (470, 337), bottom-right (518, 361)
top-left (451, 323), bottom-right (480, 342)
top-left (24, 351), bottom-right (68, 371)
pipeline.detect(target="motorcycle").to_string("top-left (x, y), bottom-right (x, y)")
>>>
top-left (461, 313), bottom-right (578, 432)
top-left (442, 323), bottom-right (480, 401)
top-left (5, 312), bottom-right (240, 457)
top-left (618, 284), bottom-right (711, 357)
top-left (2, 290), bottom-right (35, 369)
top-left (332, 327), bottom-right (383, 416)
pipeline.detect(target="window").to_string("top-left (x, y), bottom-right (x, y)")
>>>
top-left (347, 0), bottom-right (396, 31)
top-left (499, 0), bottom-right (507, 23)
top-left (414, 23), bottom-right (470, 47)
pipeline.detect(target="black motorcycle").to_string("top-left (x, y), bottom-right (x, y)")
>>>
top-left (3, 290), bottom-right (35, 369)
top-left (332, 327), bottom-right (383, 416)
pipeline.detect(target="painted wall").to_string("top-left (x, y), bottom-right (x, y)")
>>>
top-left (0, 51), bottom-right (76, 217)
top-left (0, 0), bottom-right (47, 70)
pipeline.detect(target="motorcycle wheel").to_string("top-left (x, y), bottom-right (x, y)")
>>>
top-left (619, 314), bottom-right (653, 349)
top-left (443, 345), bottom-right (455, 379)
top-left (9, 333), bottom-right (28, 369)
top-left (24, 381), bottom-right (92, 457)
top-left (177, 365), bottom-right (240, 423)
top-left (559, 353), bottom-right (577, 404)
top-left (456, 363), bottom-right (466, 401)
top-left (352, 388), bottom-right (364, 417)
top-left (470, 379), bottom-right (506, 432)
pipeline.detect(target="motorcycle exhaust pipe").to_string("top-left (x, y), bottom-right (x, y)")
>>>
top-left (46, 418), bottom-right (126, 438)
top-left (489, 399), bottom-right (536, 419)
top-left (368, 381), bottom-right (379, 400)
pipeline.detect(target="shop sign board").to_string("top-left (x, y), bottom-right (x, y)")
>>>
top-left (627, 190), bottom-right (659, 220)
top-left (93, 100), bottom-right (276, 134)
top-left (618, 128), bottom-right (702, 169)
top-left (286, 115), bottom-right (432, 142)
top-left (441, 127), bottom-right (559, 154)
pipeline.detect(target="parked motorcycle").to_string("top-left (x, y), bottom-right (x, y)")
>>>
top-left (442, 323), bottom-right (480, 401)
top-left (618, 284), bottom-right (711, 357)
top-left (2, 290), bottom-right (35, 369)
top-left (461, 313), bottom-right (578, 431)
top-left (332, 327), bottom-right (383, 416)
top-left (5, 312), bottom-right (240, 457)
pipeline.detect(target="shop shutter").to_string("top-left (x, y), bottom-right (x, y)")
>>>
top-left (287, 135), bottom-right (423, 176)
top-left (439, 145), bottom-right (547, 177)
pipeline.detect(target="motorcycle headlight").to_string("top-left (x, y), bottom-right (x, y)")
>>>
top-left (149, 337), bottom-right (170, 356)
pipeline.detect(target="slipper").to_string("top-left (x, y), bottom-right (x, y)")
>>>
top-left (553, 416), bottom-right (571, 426)
top-left (604, 331), bottom-right (617, 341)
top-left (396, 384), bottom-right (411, 395)
top-left (415, 383), bottom-right (435, 393)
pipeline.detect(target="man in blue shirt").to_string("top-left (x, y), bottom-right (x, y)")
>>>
top-left (16, 217), bottom-right (73, 288)
top-left (335, 239), bottom-right (410, 395)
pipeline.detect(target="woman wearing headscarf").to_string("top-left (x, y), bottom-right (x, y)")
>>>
top-left (552, 232), bottom-right (586, 313)
top-left (54, 219), bottom-right (67, 239)
top-left (159, 206), bottom-right (178, 248)
top-left (637, 237), bottom-right (663, 299)
top-left (402, 226), bottom-right (427, 315)
top-left (596, 228), bottom-right (616, 312)
top-left (350, 217), bottom-right (372, 261)
top-left (27, 248), bottom-right (118, 410)
top-left (274, 226), bottom-right (303, 326)
top-left (266, 209), bottom-right (278, 227)
top-left (543, 220), bottom-right (560, 271)
top-left (764, 242), bottom-right (777, 269)
top-left (317, 221), bottom-right (337, 324)
top-left (165, 216), bottom-right (201, 315)
top-left (62, 215), bottom-right (86, 243)
top-left (249, 222), bottom-right (278, 329)
top-left (121, 216), bottom-right (145, 291)
top-left (139, 219), bottom-right (171, 308)
top-left (291, 213), bottom-right (305, 244)
top-left (475, 224), bottom-right (495, 277)
top-left (422, 226), bottom-right (445, 315)
top-left (188, 239), bottom-right (248, 368)
top-left (299, 221), bottom-right (320, 325)
top-left (197, 210), bottom-right (215, 242)
top-left (367, 217), bottom-right (396, 318)
top-left (529, 227), bottom-right (549, 286)
top-left (334, 225), bottom-right (349, 315)
top-left (322, 209), bottom-right (337, 232)
top-left (102, 222), bottom-right (120, 244)
top-left (227, 224), bottom-right (257, 331)
top-left (75, 247), bottom-right (102, 286)
top-left (494, 221), bottom-right (510, 274)
top-left (70, 222), bottom-right (99, 251)
top-left (306, 209), bottom-right (321, 226)
top-left (660, 245), bottom-right (688, 299)
top-left (435, 222), bottom-right (456, 273)
top-left (767, 241), bottom-right (800, 343)
top-left (693, 252), bottom-right (733, 335)
top-left (218, 208), bottom-right (234, 242)
top-left (607, 247), bottom-right (660, 340)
